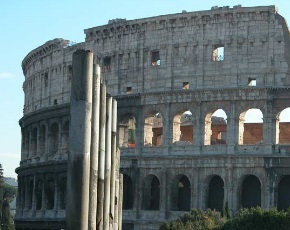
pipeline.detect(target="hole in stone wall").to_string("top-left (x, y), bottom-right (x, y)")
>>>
top-left (151, 51), bottom-right (161, 66)
top-left (183, 82), bottom-right (189, 89)
top-left (213, 46), bottom-right (224, 61)
top-left (103, 57), bottom-right (111, 72)
top-left (126, 86), bottom-right (132, 94)
top-left (248, 78), bottom-right (256, 86)
top-left (44, 73), bottom-right (48, 87)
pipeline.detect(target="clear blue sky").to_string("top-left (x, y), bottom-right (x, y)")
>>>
top-left (0, 0), bottom-right (289, 178)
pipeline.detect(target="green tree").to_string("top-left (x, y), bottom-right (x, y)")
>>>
top-left (0, 164), bottom-right (16, 230)
top-left (160, 209), bottom-right (226, 230)
top-left (221, 207), bottom-right (290, 230)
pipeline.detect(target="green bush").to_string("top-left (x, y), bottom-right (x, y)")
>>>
top-left (160, 209), bottom-right (226, 230)
top-left (221, 207), bottom-right (290, 230)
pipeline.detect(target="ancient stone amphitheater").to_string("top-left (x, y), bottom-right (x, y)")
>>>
top-left (16, 5), bottom-right (290, 230)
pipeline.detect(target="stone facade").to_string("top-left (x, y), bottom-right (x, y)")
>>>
top-left (16, 5), bottom-right (290, 230)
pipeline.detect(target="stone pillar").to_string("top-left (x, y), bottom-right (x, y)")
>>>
top-left (44, 122), bottom-right (49, 157)
top-left (32, 175), bottom-right (36, 211)
top-left (162, 105), bottom-right (171, 147)
top-left (36, 124), bottom-right (41, 157)
top-left (193, 105), bottom-right (202, 147)
top-left (88, 64), bottom-right (101, 230)
top-left (103, 97), bottom-right (112, 230)
top-left (41, 176), bottom-right (45, 210)
top-left (66, 50), bottom-right (93, 230)
top-left (53, 175), bottom-right (58, 212)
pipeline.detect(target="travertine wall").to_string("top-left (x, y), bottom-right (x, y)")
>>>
top-left (17, 5), bottom-right (290, 230)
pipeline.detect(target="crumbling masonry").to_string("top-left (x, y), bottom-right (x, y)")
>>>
top-left (16, 5), bottom-right (290, 230)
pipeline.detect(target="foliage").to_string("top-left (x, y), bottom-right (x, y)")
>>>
top-left (220, 207), bottom-right (290, 230)
top-left (1, 199), bottom-right (15, 230)
top-left (160, 209), bottom-right (226, 230)
top-left (0, 163), bottom-right (16, 230)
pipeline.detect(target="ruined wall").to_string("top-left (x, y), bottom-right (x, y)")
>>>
top-left (17, 5), bottom-right (290, 230)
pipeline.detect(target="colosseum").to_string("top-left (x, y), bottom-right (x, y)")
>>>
top-left (16, 5), bottom-right (290, 230)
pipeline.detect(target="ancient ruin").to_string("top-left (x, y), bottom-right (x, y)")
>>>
top-left (16, 5), bottom-right (290, 230)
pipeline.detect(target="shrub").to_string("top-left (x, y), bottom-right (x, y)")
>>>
top-left (160, 209), bottom-right (226, 230)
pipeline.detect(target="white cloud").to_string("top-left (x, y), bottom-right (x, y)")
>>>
top-left (0, 153), bottom-right (20, 159)
top-left (0, 72), bottom-right (16, 79)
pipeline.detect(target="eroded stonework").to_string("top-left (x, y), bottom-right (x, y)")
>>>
top-left (17, 5), bottom-right (290, 230)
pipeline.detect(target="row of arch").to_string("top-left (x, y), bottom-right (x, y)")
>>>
top-left (17, 174), bottom-right (67, 212)
top-left (119, 107), bottom-right (290, 147)
top-left (123, 174), bottom-right (290, 212)
top-left (21, 119), bottom-right (69, 159)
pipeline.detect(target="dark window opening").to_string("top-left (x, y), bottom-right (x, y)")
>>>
top-left (45, 179), bottom-right (55, 210)
top-left (151, 51), bottom-right (161, 66)
top-left (248, 78), bottom-right (256, 86)
top-left (54, 99), bottom-right (58, 105)
top-left (278, 176), bottom-right (290, 211)
top-left (241, 175), bottom-right (261, 208)
top-left (208, 176), bottom-right (224, 212)
top-left (67, 65), bottom-right (72, 80)
top-left (103, 57), bottom-right (111, 72)
top-left (123, 175), bottom-right (133, 210)
top-left (183, 82), bottom-right (189, 89)
top-left (35, 180), bottom-right (43, 210)
top-left (44, 73), bottom-right (48, 87)
top-left (213, 46), bottom-right (224, 61)
top-left (126, 87), bottom-right (132, 94)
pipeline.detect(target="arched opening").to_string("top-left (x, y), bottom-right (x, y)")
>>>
top-left (277, 108), bottom-right (290, 144)
top-left (277, 176), bottom-right (290, 211)
top-left (172, 175), bottom-right (191, 211)
top-left (173, 111), bottom-right (193, 144)
top-left (45, 178), bottom-right (55, 210)
top-left (35, 179), bottom-right (43, 210)
top-left (118, 115), bottom-right (136, 148)
top-left (39, 125), bottom-right (46, 155)
top-left (241, 175), bottom-right (261, 208)
top-left (49, 123), bottom-right (59, 155)
top-left (59, 177), bottom-right (67, 209)
top-left (62, 121), bottom-right (69, 152)
top-left (239, 109), bottom-right (263, 145)
top-left (208, 175), bottom-right (224, 212)
top-left (123, 174), bottom-right (133, 210)
top-left (31, 128), bottom-right (38, 156)
top-left (204, 109), bottom-right (227, 145)
top-left (144, 112), bottom-right (163, 146)
top-left (28, 179), bottom-right (33, 210)
top-left (141, 175), bottom-right (160, 210)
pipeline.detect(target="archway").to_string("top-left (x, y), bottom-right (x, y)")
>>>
top-left (173, 111), bottom-right (193, 144)
top-left (204, 109), bottom-right (227, 145)
top-left (49, 123), bottom-right (59, 155)
top-left (208, 175), bottom-right (224, 212)
top-left (172, 175), bottom-right (191, 211)
top-left (144, 112), bottom-right (163, 146)
top-left (123, 174), bottom-right (133, 210)
top-left (118, 114), bottom-right (136, 148)
top-left (241, 175), bottom-right (261, 208)
top-left (239, 109), bottom-right (263, 145)
top-left (141, 175), bottom-right (160, 210)
top-left (277, 108), bottom-right (290, 144)
top-left (277, 176), bottom-right (290, 211)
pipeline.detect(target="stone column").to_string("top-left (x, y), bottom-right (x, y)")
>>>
top-left (193, 104), bottom-right (202, 147)
top-left (44, 122), bottom-right (49, 157)
top-left (53, 175), bottom-right (58, 212)
top-left (32, 175), bottom-right (36, 212)
top-left (66, 50), bottom-right (93, 230)
top-left (36, 124), bottom-right (41, 157)
top-left (162, 105), bottom-right (171, 148)
top-left (103, 97), bottom-right (112, 230)
top-left (88, 64), bottom-right (101, 230)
